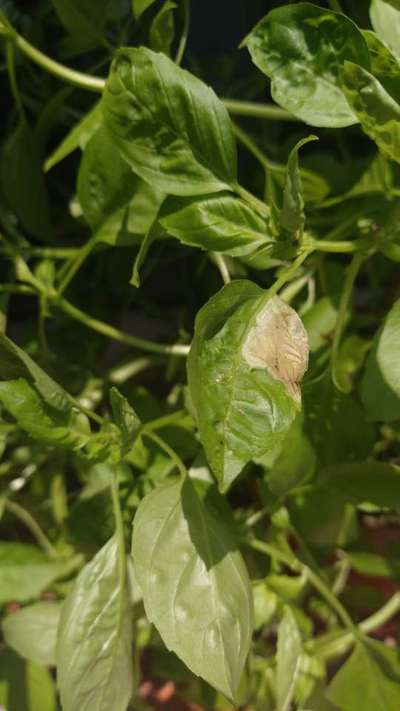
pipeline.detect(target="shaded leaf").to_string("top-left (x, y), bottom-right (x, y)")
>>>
top-left (0, 543), bottom-right (71, 605)
top-left (0, 119), bottom-right (50, 238)
top-left (243, 3), bottom-right (369, 127)
top-left (2, 601), bottom-right (61, 666)
top-left (0, 648), bottom-right (57, 711)
top-left (132, 0), bottom-right (157, 20)
top-left (131, 476), bottom-right (253, 701)
top-left (57, 536), bottom-right (134, 711)
top-left (321, 461), bottom-right (400, 510)
top-left (150, 1), bottom-right (176, 55)
top-left (327, 640), bottom-right (400, 710)
top-left (102, 47), bottom-right (237, 195)
top-left (51, 0), bottom-right (109, 39)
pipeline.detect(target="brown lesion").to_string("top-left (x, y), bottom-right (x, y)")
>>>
top-left (242, 296), bottom-right (309, 403)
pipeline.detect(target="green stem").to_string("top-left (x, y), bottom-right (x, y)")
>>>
top-left (0, 24), bottom-right (105, 91)
top-left (246, 538), bottom-right (355, 632)
top-left (309, 592), bottom-right (400, 661)
top-left (313, 239), bottom-right (367, 254)
top-left (210, 252), bottom-right (231, 284)
top-left (57, 234), bottom-right (99, 295)
top-left (268, 248), bottom-right (314, 299)
top-left (175, 0), bottom-right (190, 66)
top-left (143, 431), bottom-right (188, 478)
top-left (330, 253), bottom-right (364, 373)
top-left (142, 409), bottom-right (186, 433)
top-left (54, 294), bottom-right (190, 357)
top-left (29, 247), bottom-right (81, 259)
top-left (234, 183), bottom-right (270, 220)
top-left (4, 499), bottom-right (57, 556)
top-left (233, 122), bottom-right (278, 172)
top-left (223, 99), bottom-right (297, 122)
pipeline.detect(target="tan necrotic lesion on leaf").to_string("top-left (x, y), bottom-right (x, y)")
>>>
top-left (242, 296), bottom-right (309, 403)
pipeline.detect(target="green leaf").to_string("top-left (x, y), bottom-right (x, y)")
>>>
top-left (2, 601), bottom-right (61, 666)
top-left (321, 461), bottom-right (400, 509)
top-left (0, 648), bottom-right (57, 711)
top-left (187, 280), bottom-right (308, 491)
top-left (131, 476), bottom-right (253, 702)
top-left (370, 0), bottom-right (400, 58)
top-left (327, 640), bottom-right (400, 710)
top-left (361, 299), bottom-right (400, 420)
top-left (102, 47), bottom-right (237, 195)
top-left (332, 334), bottom-right (370, 394)
top-left (280, 135), bottom-right (318, 239)
top-left (363, 30), bottom-right (400, 97)
top-left (132, 0), bottom-right (157, 20)
top-left (51, 0), bottom-right (109, 39)
top-left (342, 61), bottom-right (400, 163)
top-left (0, 543), bottom-right (71, 605)
top-left (57, 536), bottom-right (134, 711)
top-left (264, 415), bottom-right (315, 497)
top-left (110, 386), bottom-right (141, 451)
top-left (44, 102), bottom-right (102, 172)
top-left (0, 118), bottom-right (51, 239)
top-left (160, 193), bottom-right (274, 257)
top-left (242, 3), bottom-right (370, 127)
top-left (0, 378), bottom-right (91, 449)
top-left (150, 1), bottom-right (176, 56)
top-left (276, 607), bottom-right (302, 711)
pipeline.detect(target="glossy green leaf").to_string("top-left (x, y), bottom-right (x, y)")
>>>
top-left (160, 193), bottom-right (274, 257)
top-left (361, 299), bottom-right (400, 420)
top-left (0, 119), bottom-right (51, 238)
top-left (242, 3), bottom-right (370, 127)
top-left (102, 47), bottom-right (237, 195)
top-left (370, 0), bottom-right (400, 57)
top-left (187, 281), bottom-right (308, 491)
top-left (327, 640), bottom-right (400, 710)
top-left (342, 62), bottom-right (400, 163)
top-left (0, 543), bottom-right (71, 605)
top-left (57, 536), bottom-right (134, 711)
top-left (0, 648), bottom-right (57, 711)
top-left (51, 0), bottom-right (109, 39)
top-left (363, 30), bottom-right (400, 99)
top-left (280, 135), bottom-right (318, 239)
top-left (2, 601), bottom-right (61, 666)
top-left (276, 607), bottom-right (302, 711)
top-left (44, 102), bottom-right (101, 172)
top-left (0, 378), bottom-right (91, 449)
top-left (150, 1), bottom-right (176, 55)
top-left (131, 476), bottom-right (253, 701)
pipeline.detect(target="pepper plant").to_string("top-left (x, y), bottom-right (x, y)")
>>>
top-left (1, 1), bottom-right (400, 710)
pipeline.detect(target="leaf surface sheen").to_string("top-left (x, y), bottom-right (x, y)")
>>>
top-left (131, 477), bottom-right (253, 702)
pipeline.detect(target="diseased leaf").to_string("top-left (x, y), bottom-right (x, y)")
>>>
top-left (188, 281), bottom-right (308, 491)
top-left (0, 543), bottom-right (71, 605)
top-left (57, 537), bottom-right (134, 711)
top-left (102, 47), bottom-right (237, 195)
top-left (150, 1), bottom-right (176, 55)
top-left (280, 135), bottom-right (318, 239)
top-left (131, 476), bottom-right (253, 701)
top-left (0, 119), bottom-right (51, 238)
top-left (0, 378), bottom-right (91, 449)
top-left (361, 299), bottom-right (400, 420)
top-left (242, 3), bottom-right (370, 127)
top-left (0, 648), bottom-right (57, 711)
top-left (327, 640), bottom-right (400, 710)
top-left (276, 607), bottom-right (302, 711)
top-left (160, 193), bottom-right (274, 257)
top-left (342, 61), bottom-right (400, 163)
top-left (370, 0), bottom-right (400, 58)
top-left (44, 102), bottom-right (102, 172)
top-left (2, 601), bottom-right (61, 666)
